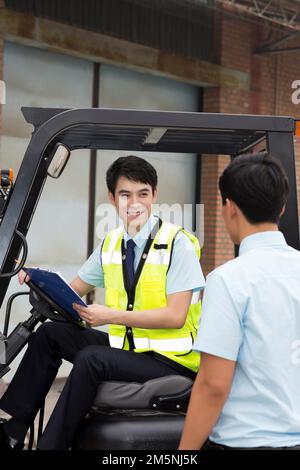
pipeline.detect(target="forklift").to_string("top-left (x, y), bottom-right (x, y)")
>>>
top-left (0, 107), bottom-right (299, 449)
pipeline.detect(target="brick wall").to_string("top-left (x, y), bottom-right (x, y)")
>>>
top-left (250, 27), bottom-right (300, 235)
top-left (201, 10), bottom-right (300, 277)
top-left (201, 13), bottom-right (251, 276)
top-left (258, 38), bottom-right (300, 228)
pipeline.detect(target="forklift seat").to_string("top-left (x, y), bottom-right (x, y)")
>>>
top-left (72, 375), bottom-right (193, 450)
top-left (92, 374), bottom-right (193, 410)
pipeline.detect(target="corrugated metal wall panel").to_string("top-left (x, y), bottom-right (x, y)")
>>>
top-left (5, 0), bottom-right (215, 62)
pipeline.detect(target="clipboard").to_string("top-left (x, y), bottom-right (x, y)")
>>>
top-left (23, 267), bottom-right (87, 324)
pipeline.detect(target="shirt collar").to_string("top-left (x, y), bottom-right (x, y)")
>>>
top-left (239, 231), bottom-right (287, 256)
top-left (123, 214), bottom-right (158, 248)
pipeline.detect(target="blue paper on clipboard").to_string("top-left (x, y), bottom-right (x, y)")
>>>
top-left (23, 267), bottom-right (87, 321)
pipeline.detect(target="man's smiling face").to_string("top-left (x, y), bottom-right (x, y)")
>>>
top-left (109, 176), bottom-right (157, 233)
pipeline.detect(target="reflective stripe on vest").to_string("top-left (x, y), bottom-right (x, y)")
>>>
top-left (109, 335), bottom-right (193, 352)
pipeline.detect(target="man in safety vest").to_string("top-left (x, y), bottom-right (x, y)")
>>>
top-left (0, 155), bottom-right (205, 450)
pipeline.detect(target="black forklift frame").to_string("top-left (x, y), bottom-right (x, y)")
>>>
top-left (0, 107), bottom-right (299, 311)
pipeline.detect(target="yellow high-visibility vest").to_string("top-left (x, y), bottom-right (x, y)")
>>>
top-left (101, 219), bottom-right (201, 372)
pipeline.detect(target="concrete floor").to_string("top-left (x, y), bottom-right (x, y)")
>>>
top-left (0, 377), bottom-right (66, 449)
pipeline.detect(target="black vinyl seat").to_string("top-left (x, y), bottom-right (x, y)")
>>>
top-left (72, 375), bottom-right (193, 450)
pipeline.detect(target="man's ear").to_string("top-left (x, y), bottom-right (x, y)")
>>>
top-left (227, 199), bottom-right (238, 218)
top-left (280, 204), bottom-right (286, 217)
top-left (152, 188), bottom-right (158, 203)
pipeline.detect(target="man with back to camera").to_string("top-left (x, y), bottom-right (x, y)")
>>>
top-left (0, 155), bottom-right (205, 450)
top-left (179, 151), bottom-right (300, 450)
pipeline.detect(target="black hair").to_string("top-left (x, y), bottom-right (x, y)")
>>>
top-left (219, 152), bottom-right (290, 224)
top-left (106, 155), bottom-right (158, 196)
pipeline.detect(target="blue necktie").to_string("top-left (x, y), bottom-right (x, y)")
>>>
top-left (126, 239), bottom-right (136, 286)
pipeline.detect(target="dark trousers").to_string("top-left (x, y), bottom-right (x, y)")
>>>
top-left (0, 321), bottom-right (185, 450)
top-left (203, 440), bottom-right (300, 451)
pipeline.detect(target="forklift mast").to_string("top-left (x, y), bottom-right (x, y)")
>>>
top-left (0, 107), bottom-right (299, 312)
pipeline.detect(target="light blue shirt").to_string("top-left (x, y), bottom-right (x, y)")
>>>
top-left (78, 214), bottom-right (205, 295)
top-left (194, 231), bottom-right (300, 448)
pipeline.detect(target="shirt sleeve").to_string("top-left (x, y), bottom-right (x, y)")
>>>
top-left (193, 272), bottom-right (243, 361)
top-left (166, 231), bottom-right (205, 295)
top-left (77, 241), bottom-right (104, 288)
